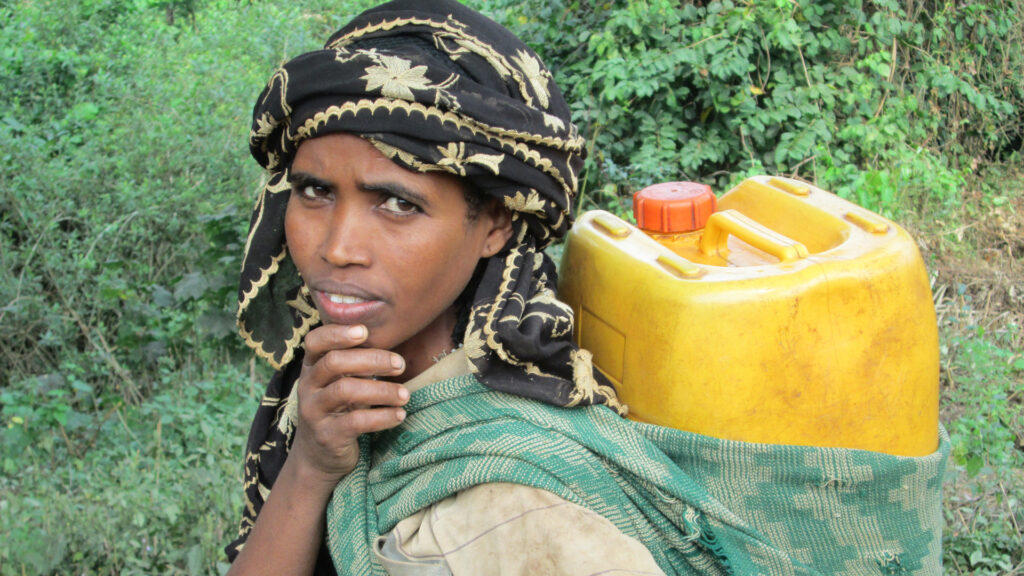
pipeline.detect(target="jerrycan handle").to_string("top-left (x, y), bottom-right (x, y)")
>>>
top-left (699, 209), bottom-right (809, 262)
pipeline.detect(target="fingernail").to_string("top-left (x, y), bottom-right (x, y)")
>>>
top-left (391, 355), bottom-right (404, 370)
top-left (398, 386), bottom-right (410, 401)
top-left (396, 408), bottom-right (406, 422)
top-left (347, 325), bottom-right (366, 339)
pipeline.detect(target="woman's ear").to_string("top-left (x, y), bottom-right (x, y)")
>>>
top-left (480, 200), bottom-right (514, 258)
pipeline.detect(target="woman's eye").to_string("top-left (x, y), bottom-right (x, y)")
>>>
top-left (380, 195), bottom-right (419, 215)
top-left (296, 185), bottom-right (327, 200)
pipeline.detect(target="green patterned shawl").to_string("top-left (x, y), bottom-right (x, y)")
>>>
top-left (326, 375), bottom-right (948, 575)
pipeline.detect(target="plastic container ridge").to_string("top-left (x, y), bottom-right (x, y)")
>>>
top-left (558, 176), bottom-right (940, 456)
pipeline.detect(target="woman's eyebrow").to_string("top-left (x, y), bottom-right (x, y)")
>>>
top-left (361, 181), bottom-right (431, 207)
top-left (288, 171), bottom-right (333, 190)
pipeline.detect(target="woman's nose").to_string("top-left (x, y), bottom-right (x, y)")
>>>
top-left (319, 204), bottom-right (372, 267)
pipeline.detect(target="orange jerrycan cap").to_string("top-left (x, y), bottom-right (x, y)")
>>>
top-left (633, 182), bottom-right (717, 233)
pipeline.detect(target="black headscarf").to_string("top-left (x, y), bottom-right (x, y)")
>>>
top-left (228, 0), bottom-right (624, 567)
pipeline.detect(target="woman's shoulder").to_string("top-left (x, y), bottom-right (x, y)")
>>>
top-left (375, 482), bottom-right (665, 576)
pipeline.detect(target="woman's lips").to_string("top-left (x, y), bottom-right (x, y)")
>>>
top-left (312, 288), bottom-right (386, 325)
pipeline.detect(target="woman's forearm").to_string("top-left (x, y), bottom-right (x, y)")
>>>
top-left (226, 455), bottom-right (340, 576)
top-left (228, 325), bottom-right (411, 575)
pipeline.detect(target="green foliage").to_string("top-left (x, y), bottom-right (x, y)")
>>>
top-left (1, 362), bottom-right (257, 575)
top-left (944, 465), bottom-right (1024, 575)
top-left (943, 323), bottom-right (1023, 472)
top-left (0, 2), bottom-right (361, 572)
top-left (936, 274), bottom-right (1023, 574)
top-left (484, 0), bottom-right (1024, 217)
top-left (939, 320), bottom-right (1024, 574)
top-left (0, 0), bottom-right (346, 398)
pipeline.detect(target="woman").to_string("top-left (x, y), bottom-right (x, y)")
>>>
top-left (226, 2), bottom-right (947, 575)
top-left (223, 1), bottom-right (669, 573)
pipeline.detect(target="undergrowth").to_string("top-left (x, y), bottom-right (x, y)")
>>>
top-left (935, 248), bottom-right (1024, 574)
top-left (1, 360), bottom-right (260, 575)
top-left (940, 320), bottom-right (1024, 574)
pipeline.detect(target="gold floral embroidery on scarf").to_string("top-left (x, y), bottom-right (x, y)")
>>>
top-left (329, 15), bottom-right (566, 113)
top-left (368, 140), bottom-right (421, 169)
top-left (288, 284), bottom-right (318, 319)
top-left (255, 68), bottom-right (292, 121)
top-left (239, 172), bottom-right (289, 265)
top-left (511, 50), bottom-right (551, 109)
top-left (437, 142), bottom-right (504, 175)
top-left (276, 381), bottom-right (300, 438)
top-left (504, 189), bottom-right (547, 216)
top-left (293, 99), bottom-right (578, 186)
top-left (543, 112), bottom-right (566, 132)
top-left (361, 53), bottom-right (436, 101)
top-left (253, 111), bottom-right (278, 140)
top-left (463, 327), bottom-right (487, 362)
top-left (566, 348), bottom-right (627, 414)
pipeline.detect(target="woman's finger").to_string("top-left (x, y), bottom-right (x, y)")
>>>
top-left (328, 406), bottom-right (408, 438)
top-left (313, 376), bottom-right (410, 414)
top-left (302, 324), bottom-right (369, 366)
top-left (300, 348), bottom-right (405, 391)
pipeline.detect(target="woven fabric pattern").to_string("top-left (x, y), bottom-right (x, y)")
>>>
top-left (326, 375), bottom-right (948, 575)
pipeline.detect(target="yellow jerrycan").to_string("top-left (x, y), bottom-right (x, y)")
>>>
top-left (558, 176), bottom-right (939, 456)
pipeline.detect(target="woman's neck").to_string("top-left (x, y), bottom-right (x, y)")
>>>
top-left (389, 306), bottom-right (459, 383)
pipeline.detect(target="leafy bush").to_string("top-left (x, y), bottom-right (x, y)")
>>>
top-left (1, 363), bottom-right (257, 575)
top-left (0, 2), bottom-right (359, 572)
top-left (940, 321), bottom-right (1024, 574)
top-left (944, 324), bottom-right (1023, 472)
top-left (0, 0), bottom-right (348, 400)
top-left (483, 0), bottom-right (1023, 217)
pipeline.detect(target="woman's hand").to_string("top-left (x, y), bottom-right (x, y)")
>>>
top-left (290, 323), bottom-right (410, 487)
top-left (227, 323), bottom-right (408, 576)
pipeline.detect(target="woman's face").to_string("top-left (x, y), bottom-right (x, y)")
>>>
top-left (285, 133), bottom-right (511, 376)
